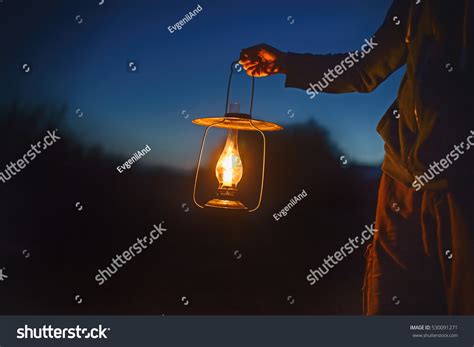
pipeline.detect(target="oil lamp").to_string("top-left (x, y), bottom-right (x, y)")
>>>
top-left (192, 61), bottom-right (283, 212)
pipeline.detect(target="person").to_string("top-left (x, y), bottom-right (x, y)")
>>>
top-left (240, 0), bottom-right (474, 315)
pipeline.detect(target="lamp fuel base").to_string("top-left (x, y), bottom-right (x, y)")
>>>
top-left (205, 198), bottom-right (248, 210)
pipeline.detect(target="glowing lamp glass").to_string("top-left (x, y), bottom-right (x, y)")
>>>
top-left (215, 129), bottom-right (243, 190)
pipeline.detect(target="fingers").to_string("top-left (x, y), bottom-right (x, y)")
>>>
top-left (240, 43), bottom-right (267, 62)
top-left (241, 60), bottom-right (259, 71)
top-left (239, 44), bottom-right (276, 77)
top-left (239, 55), bottom-right (262, 76)
top-left (246, 66), bottom-right (257, 76)
top-left (239, 55), bottom-right (259, 67)
top-left (246, 64), bottom-right (268, 77)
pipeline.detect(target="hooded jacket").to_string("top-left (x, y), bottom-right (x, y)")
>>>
top-left (285, 0), bottom-right (473, 191)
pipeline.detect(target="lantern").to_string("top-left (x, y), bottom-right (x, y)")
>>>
top-left (192, 61), bottom-right (283, 212)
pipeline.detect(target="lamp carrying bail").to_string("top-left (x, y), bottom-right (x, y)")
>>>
top-left (224, 60), bottom-right (255, 120)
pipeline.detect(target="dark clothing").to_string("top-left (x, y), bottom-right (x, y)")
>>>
top-left (284, 0), bottom-right (474, 314)
top-left (364, 173), bottom-right (474, 314)
top-left (285, 0), bottom-right (474, 190)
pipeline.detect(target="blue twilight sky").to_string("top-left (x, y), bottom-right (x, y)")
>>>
top-left (0, 0), bottom-right (403, 170)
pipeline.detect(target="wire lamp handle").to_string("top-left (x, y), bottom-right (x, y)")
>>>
top-left (225, 61), bottom-right (255, 116)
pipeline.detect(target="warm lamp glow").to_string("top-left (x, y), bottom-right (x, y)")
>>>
top-left (215, 129), bottom-right (243, 189)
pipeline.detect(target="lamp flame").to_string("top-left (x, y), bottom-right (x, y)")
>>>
top-left (216, 129), bottom-right (243, 189)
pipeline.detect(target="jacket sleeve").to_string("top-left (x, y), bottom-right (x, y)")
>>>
top-left (285, 0), bottom-right (410, 93)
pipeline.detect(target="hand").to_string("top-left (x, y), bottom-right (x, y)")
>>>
top-left (239, 44), bottom-right (287, 77)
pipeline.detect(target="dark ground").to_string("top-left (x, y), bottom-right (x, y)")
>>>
top-left (0, 104), bottom-right (380, 314)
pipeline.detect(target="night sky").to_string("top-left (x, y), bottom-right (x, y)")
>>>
top-left (0, 0), bottom-right (402, 170)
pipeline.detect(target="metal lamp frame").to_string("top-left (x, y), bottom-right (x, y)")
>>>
top-left (192, 61), bottom-right (282, 212)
